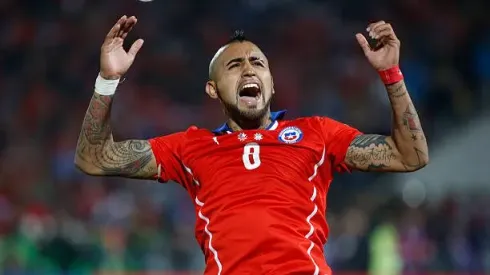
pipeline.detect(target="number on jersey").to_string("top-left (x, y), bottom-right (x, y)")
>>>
top-left (242, 142), bottom-right (261, 170)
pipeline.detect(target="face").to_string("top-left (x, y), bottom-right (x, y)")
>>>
top-left (206, 41), bottom-right (274, 121)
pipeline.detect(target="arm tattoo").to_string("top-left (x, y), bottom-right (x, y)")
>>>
top-left (387, 81), bottom-right (428, 169)
top-left (81, 93), bottom-right (112, 146)
top-left (93, 140), bottom-right (153, 176)
top-left (387, 81), bottom-right (407, 99)
top-left (344, 81), bottom-right (428, 173)
top-left (75, 93), bottom-right (155, 178)
top-left (402, 105), bottom-right (422, 132)
top-left (345, 135), bottom-right (398, 171)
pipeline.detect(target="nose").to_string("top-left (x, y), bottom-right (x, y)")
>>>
top-left (242, 63), bottom-right (255, 77)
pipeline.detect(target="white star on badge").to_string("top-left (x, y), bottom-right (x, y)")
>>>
top-left (254, 133), bottom-right (263, 141)
top-left (238, 133), bottom-right (247, 142)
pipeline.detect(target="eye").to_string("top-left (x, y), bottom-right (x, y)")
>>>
top-left (228, 63), bottom-right (240, 69)
top-left (253, 61), bottom-right (264, 67)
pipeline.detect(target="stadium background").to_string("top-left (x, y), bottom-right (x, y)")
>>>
top-left (1, 0), bottom-right (490, 274)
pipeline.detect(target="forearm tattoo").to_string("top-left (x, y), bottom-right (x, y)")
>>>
top-left (345, 135), bottom-right (397, 171)
top-left (345, 81), bottom-right (428, 172)
top-left (387, 81), bottom-right (425, 141)
top-left (386, 80), bottom-right (407, 99)
top-left (75, 93), bottom-right (154, 178)
top-left (402, 105), bottom-right (424, 141)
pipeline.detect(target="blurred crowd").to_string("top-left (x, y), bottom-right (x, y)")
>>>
top-left (0, 0), bottom-right (489, 273)
top-left (325, 193), bottom-right (490, 273)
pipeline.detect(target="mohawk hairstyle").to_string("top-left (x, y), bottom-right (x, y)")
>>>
top-left (227, 29), bottom-right (248, 44)
top-left (208, 30), bottom-right (249, 79)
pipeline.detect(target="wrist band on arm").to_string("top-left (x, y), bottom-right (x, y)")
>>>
top-left (94, 74), bottom-right (120, 95)
top-left (378, 66), bottom-right (404, 85)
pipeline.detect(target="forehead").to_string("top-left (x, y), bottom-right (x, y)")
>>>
top-left (218, 42), bottom-right (267, 65)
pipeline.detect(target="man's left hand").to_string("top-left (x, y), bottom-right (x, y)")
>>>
top-left (356, 21), bottom-right (400, 71)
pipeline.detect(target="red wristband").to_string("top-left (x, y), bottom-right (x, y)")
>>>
top-left (378, 66), bottom-right (404, 85)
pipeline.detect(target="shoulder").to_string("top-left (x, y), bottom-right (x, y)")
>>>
top-left (281, 116), bottom-right (360, 139)
top-left (183, 125), bottom-right (214, 138)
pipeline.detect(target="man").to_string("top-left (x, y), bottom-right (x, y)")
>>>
top-left (75, 15), bottom-right (428, 275)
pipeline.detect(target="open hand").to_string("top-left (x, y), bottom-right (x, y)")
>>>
top-left (356, 21), bottom-right (400, 71)
top-left (100, 15), bottom-right (144, 80)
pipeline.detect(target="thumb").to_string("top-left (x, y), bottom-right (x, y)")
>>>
top-left (355, 33), bottom-right (371, 55)
top-left (128, 39), bottom-right (144, 57)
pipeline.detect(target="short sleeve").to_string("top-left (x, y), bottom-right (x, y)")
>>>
top-left (148, 131), bottom-right (188, 184)
top-left (317, 117), bottom-right (362, 173)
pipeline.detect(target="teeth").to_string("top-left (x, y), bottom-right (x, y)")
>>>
top-left (241, 83), bottom-right (259, 90)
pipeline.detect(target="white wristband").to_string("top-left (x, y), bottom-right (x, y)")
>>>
top-left (94, 74), bottom-right (120, 95)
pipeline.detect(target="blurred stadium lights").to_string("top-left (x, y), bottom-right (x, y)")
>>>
top-left (401, 178), bottom-right (426, 208)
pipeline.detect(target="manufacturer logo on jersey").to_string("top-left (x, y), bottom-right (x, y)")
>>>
top-left (278, 127), bottom-right (303, 144)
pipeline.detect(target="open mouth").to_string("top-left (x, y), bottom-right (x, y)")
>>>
top-left (238, 83), bottom-right (261, 100)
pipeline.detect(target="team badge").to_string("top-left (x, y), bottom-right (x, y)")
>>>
top-left (254, 133), bottom-right (263, 141)
top-left (278, 127), bottom-right (303, 144)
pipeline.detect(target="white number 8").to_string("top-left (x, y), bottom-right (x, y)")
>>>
top-left (242, 143), bottom-right (261, 170)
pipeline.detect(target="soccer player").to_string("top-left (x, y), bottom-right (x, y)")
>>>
top-left (75, 15), bottom-right (428, 275)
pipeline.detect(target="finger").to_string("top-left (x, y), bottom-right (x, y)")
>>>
top-left (367, 21), bottom-right (385, 32)
top-left (372, 23), bottom-right (391, 33)
top-left (127, 16), bottom-right (137, 24)
top-left (128, 39), bottom-right (144, 57)
top-left (121, 26), bottom-right (134, 39)
top-left (355, 33), bottom-right (371, 55)
top-left (371, 25), bottom-right (395, 40)
top-left (117, 18), bottom-right (129, 37)
top-left (117, 16), bottom-right (135, 37)
top-left (366, 21), bottom-right (386, 39)
top-left (373, 26), bottom-right (399, 44)
top-left (105, 16), bottom-right (126, 42)
top-left (375, 29), bottom-right (396, 41)
top-left (119, 16), bottom-right (137, 38)
top-left (121, 17), bottom-right (138, 39)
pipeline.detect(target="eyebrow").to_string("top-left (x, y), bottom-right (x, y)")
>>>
top-left (225, 56), bottom-right (262, 67)
top-left (226, 57), bottom-right (244, 67)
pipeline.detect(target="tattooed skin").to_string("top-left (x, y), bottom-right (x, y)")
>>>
top-left (345, 81), bottom-right (429, 172)
top-left (346, 135), bottom-right (394, 166)
top-left (75, 93), bottom-right (156, 178)
top-left (403, 105), bottom-right (421, 132)
top-left (346, 135), bottom-right (399, 171)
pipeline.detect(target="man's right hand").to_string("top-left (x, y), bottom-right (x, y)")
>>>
top-left (100, 15), bottom-right (144, 80)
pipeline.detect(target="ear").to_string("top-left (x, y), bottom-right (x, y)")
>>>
top-left (205, 81), bottom-right (218, 99)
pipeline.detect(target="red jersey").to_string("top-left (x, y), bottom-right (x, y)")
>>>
top-left (149, 111), bottom-right (361, 275)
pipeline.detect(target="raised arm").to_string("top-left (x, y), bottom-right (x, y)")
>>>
top-left (345, 21), bottom-right (429, 172)
top-left (74, 15), bottom-right (157, 179)
top-left (75, 93), bottom-right (156, 178)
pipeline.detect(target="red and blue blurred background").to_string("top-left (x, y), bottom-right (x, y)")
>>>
top-left (1, 0), bottom-right (490, 274)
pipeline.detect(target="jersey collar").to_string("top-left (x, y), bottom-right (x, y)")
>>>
top-left (212, 110), bottom-right (287, 134)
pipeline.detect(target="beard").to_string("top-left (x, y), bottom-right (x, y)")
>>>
top-left (218, 89), bottom-right (273, 128)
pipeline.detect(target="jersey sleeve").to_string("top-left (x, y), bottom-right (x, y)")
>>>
top-left (148, 131), bottom-right (188, 184)
top-left (316, 117), bottom-right (363, 173)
